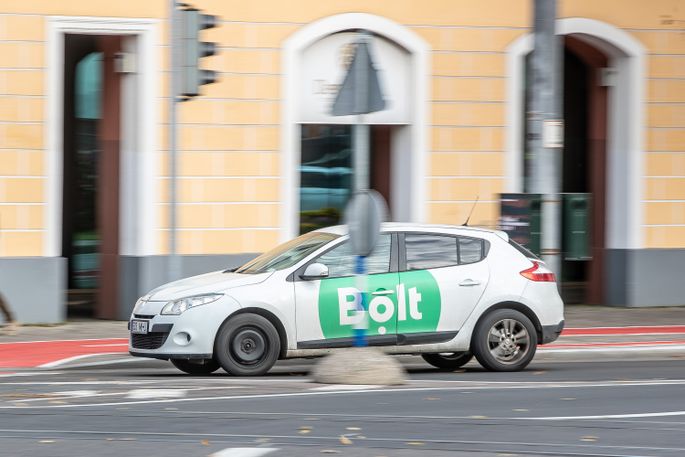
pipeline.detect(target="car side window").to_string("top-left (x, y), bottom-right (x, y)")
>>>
top-left (316, 234), bottom-right (391, 278)
top-left (405, 234), bottom-right (458, 270)
top-left (459, 237), bottom-right (484, 264)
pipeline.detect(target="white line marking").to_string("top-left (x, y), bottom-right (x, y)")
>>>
top-left (126, 389), bottom-right (188, 399)
top-left (0, 338), bottom-right (126, 345)
top-left (210, 448), bottom-right (279, 457)
top-left (538, 345), bottom-right (685, 353)
top-left (311, 384), bottom-right (381, 391)
top-left (38, 352), bottom-right (124, 369)
top-left (2, 379), bottom-right (685, 409)
top-left (81, 343), bottom-right (129, 348)
top-left (525, 410), bottom-right (685, 420)
top-left (0, 372), bottom-right (63, 378)
top-left (55, 357), bottom-right (142, 369)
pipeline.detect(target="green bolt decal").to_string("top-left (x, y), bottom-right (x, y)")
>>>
top-left (318, 270), bottom-right (441, 339)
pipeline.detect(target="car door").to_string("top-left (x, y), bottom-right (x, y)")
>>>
top-left (294, 233), bottom-right (399, 348)
top-left (397, 233), bottom-right (489, 345)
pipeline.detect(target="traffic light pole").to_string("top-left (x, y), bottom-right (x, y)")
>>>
top-left (168, 0), bottom-right (181, 282)
top-left (528, 0), bottom-right (563, 278)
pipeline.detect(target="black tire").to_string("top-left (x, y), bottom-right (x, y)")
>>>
top-left (214, 313), bottom-right (280, 376)
top-left (471, 309), bottom-right (538, 372)
top-left (421, 352), bottom-right (473, 371)
top-left (170, 358), bottom-right (220, 375)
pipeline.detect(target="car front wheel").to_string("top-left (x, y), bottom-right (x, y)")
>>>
top-left (214, 313), bottom-right (280, 376)
top-left (170, 358), bottom-right (220, 375)
top-left (421, 352), bottom-right (473, 370)
top-left (472, 309), bottom-right (538, 372)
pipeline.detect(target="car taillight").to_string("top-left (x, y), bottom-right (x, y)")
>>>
top-left (520, 261), bottom-right (556, 282)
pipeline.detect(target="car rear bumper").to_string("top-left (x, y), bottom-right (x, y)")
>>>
top-left (541, 319), bottom-right (565, 344)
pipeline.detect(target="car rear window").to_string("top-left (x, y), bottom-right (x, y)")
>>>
top-left (405, 234), bottom-right (487, 270)
top-left (508, 239), bottom-right (540, 260)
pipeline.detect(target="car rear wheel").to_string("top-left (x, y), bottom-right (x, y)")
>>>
top-left (421, 352), bottom-right (473, 371)
top-left (214, 313), bottom-right (280, 376)
top-left (472, 309), bottom-right (537, 372)
top-left (170, 358), bottom-right (220, 375)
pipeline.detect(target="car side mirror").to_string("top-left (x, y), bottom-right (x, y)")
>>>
top-left (300, 263), bottom-right (329, 280)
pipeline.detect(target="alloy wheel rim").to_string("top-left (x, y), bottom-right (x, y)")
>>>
top-left (487, 318), bottom-right (530, 365)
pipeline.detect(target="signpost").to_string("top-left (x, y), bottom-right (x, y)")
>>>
top-left (312, 31), bottom-right (405, 385)
top-left (331, 32), bottom-right (386, 348)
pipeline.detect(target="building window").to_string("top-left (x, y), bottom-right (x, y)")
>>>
top-left (299, 124), bottom-right (353, 234)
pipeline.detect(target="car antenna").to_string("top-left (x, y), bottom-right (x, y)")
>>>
top-left (462, 196), bottom-right (479, 226)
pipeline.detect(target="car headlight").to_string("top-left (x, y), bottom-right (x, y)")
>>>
top-left (160, 293), bottom-right (224, 315)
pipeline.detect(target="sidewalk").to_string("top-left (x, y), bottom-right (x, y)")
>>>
top-left (0, 305), bottom-right (683, 369)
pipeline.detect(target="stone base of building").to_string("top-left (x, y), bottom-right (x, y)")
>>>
top-left (1, 249), bottom-right (683, 324)
top-left (0, 257), bottom-right (67, 324)
top-left (605, 249), bottom-right (685, 307)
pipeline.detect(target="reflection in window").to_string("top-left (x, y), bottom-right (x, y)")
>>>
top-left (459, 237), bottom-right (484, 264)
top-left (299, 125), bottom-right (352, 233)
top-left (317, 235), bottom-right (391, 278)
top-left (406, 234), bottom-right (459, 270)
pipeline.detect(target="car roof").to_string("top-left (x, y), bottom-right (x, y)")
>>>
top-left (315, 222), bottom-right (509, 240)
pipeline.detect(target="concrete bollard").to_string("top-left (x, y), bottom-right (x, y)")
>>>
top-left (311, 347), bottom-right (407, 385)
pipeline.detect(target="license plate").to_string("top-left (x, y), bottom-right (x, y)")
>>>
top-left (130, 319), bottom-right (149, 335)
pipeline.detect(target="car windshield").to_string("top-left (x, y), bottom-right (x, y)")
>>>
top-left (235, 232), bottom-right (339, 274)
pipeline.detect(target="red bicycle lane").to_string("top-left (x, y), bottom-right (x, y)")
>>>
top-left (1, 325), bottom-right (684, 369)
top-left (0, 338), bottom-right (128, 369)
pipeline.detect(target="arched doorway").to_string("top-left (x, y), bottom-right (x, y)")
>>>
top-left (281, 13), bottom-right (429, 240)
top-left (506, 18), bottom-right (645, 304)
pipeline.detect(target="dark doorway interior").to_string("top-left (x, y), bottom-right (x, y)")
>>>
top-left (522, 38), bottom-right (608, 304)
top-left (62, 35), bottom-right (122, 318)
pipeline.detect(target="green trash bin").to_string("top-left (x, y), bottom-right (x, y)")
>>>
top-left (563, 193), bottom-right (592, 261)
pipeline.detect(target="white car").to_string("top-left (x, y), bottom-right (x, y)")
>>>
top-left (129, 223), bottom-right (564, 374)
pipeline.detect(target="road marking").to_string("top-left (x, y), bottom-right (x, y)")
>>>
top-left (0, 338), bottom-right (128, 346)
top-left (82, 343), bottom-right (129, 348)
top-left (38, 352), bottom-right (124, 369)
top-left (0, 372), bottom-right (62, 378)
top-left (126, 389), bottom-right (188, 399)
top-left (525, 410), bottom-right (685, 420)
top-left (2, 379), bottom-right (685, 409)
top-left (539, 344), bottom-right (685, 353)
top-left (563, 325), bottom-right (685, 336)
top-left (311, 384), bottom-right (381, 391)
top-left (544, 340), bottom-right (685, 349)
top-left (210, 448), bottom-right (279, 457)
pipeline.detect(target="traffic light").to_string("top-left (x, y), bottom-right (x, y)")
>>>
top-left (179, 7), bottom-right (218, 98)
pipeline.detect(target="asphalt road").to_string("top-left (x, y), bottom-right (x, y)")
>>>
top-left (0, 355), bottom-right (684, 457)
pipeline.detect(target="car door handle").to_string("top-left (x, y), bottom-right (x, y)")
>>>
top-left (459, 279), bottom-right (481, 287)
top-left (372, 289), bottom-right (395, 296)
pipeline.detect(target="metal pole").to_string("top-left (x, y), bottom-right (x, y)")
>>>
top-left (168, 0), bottom-right (181, 282)
top-left (528, 0), bottom-right (563, 277)
top-left (353, 32), bottom-right (370, 347)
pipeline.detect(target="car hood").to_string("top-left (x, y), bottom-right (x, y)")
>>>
top-left (146, 270), bottom-right (274, 302)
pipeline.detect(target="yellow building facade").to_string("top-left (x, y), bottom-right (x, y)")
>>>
top-left (0, 0), bottom-right (683, 321)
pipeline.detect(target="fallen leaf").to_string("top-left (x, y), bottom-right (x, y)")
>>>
top-left (255, 438), bottom-right (271, 444)
top-left (581, 436), bottom-right (598, 442)
top-left (513, 408), bottom-right (529, 412)
top-left (345, 426), bottom-right (361, 431)
top-left (407, 441), bottom-right (425, 446)
top-left (201, 440), bottom-right (210, 446)
top-left (423, 397), bottom-right (440, 401)
top-left (38, 440), bottom-right (55, 444)
top-left (533, 371), bottom-right (546, 375)
top-left (470, 415), bottom-right (488, 419)
top-left (339, 435), bottom-right (353, 445)
top-left (561, 397), bottom-right (576, 401)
